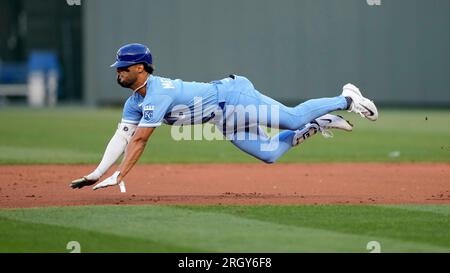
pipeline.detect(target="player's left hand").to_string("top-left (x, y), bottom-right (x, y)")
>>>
top-left (70, 177), bottom-right (98, 189)
top-left (93, 171), bottom-right (122, 190)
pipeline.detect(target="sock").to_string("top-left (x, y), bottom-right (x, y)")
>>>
top-left (292, 123), bottom-right (318, 146)
top-left (345, 96), bottom-right (353, 110)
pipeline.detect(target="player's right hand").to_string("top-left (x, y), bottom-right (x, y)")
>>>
top-left (92, 171), bottom-right (122, 191)
top-left (70, 177), bottom-right (99, 189)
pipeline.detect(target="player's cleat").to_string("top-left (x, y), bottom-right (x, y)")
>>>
top-left (341, 83), bottom-right (378, 121)
top-left (292, 124), bottom-right (317, 146)
top-left (313, 114), bottom-right (353, 138)
top-left (70, 177), bottom-right (99, 189)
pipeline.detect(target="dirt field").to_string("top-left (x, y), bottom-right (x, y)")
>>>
top-left (0, 163), bottom-right (449, 208)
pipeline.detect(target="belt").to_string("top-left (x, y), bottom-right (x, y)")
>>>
top-left (215, 74), bottom-right (236, 104)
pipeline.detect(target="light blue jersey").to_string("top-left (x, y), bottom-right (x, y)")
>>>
top-left (122, 75), bottom-right (219, 127)
top-left (121, 74), bottom-right (348, 164)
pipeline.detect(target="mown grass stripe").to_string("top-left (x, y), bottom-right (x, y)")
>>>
top-left (0, 216), bottom-right (202, 253)
top-left (1, 205), bottom-right (449, 252)
top-left (174, 205), bottom-right (450, 250)
top-left (0, 108), bottom-right (449, 163)
top-left (0, 146), bottom-right (101, 164)
top-left (379, 205), bottom-right (450, 216)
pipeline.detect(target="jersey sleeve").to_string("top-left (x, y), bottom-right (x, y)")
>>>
top-left (138, 94), bottom-right (173, 128)
top-left (121, 96), bottom-right (142, 125)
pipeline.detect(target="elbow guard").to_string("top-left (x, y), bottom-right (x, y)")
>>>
top-left (116, 123), bottom-right (137, 143)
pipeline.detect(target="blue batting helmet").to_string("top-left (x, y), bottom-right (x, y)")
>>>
top-left (110, 43), bottom-right (153, 68)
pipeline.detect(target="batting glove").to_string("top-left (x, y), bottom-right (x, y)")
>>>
top-left (70, 177), bottom-right (99, 189)
top-left (93, 171), bottom-right (122, 190)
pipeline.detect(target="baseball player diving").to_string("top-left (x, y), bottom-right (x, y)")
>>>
top-left (70, 43), bottom-right (378, 190)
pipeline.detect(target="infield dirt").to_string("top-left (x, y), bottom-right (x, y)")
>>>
top-left (0, 163), bottom-right (449, 208)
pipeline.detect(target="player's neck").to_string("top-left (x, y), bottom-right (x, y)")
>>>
top-left (132, 74), bottom-right (150, 97)
top-left (136, 87), bottom-right (146, 97)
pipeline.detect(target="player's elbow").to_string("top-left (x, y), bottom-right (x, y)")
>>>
top-left (133, 127), bottom-right (155, 143)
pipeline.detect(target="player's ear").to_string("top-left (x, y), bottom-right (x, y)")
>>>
top-left (137, 64), bottom-right (145, 73)
top-left (132, 64), bottom-right (143, 73)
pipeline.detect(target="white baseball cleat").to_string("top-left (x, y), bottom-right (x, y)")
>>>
top-left (341, 83), bottom-right (378, 121)
top-left (314, 114), bottom-right (353, 138)
top-left (315, 114), bottom-right (353, 131)
top-left (292, 114), bottom-right (353, 145)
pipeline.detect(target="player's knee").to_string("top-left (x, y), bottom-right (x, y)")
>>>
top-left (257, 154), bottom-right (277, 164)
top-left (262, 158), bottom-right (276, 164)
top-left (284, 123), bottom-right (300, 131)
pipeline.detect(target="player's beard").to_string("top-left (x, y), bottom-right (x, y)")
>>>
top-left (117, 75), bottom-right (133, 88)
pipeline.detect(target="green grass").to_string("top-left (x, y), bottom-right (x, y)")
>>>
top-left (0, 107), bottom-right (449, 164)
top-left (1, 205), bottom-right (450, 253)
top-left (1, 108), bottom-right (448, 253)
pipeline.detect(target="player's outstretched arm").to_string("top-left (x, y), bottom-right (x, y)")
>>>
top-left (70, 123), bottom-right (137, 189)
top-left (92, 127), bottom-right (155, 190)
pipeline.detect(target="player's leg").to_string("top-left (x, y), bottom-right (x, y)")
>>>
top-left (217, 114), bottom-right (352, 164)
top-left (224, 124), bottom-right (318, 164)
top-left (225, 76), bottom-right (376, 131)
top-left (257, 92), bottom-right (350, 130)
top-left (223, 76), bottom-right (348, 131)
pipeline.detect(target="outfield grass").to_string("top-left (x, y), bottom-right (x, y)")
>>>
top-left (0, 107), bottom-right (449, 164)
top-left (1, 205), bottom-right (450, 253)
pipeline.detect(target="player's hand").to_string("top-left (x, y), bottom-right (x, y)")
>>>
top-left (70, 177), bottom-right (99, 189)
top-left (93, 171), bottom-right (122, 190)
